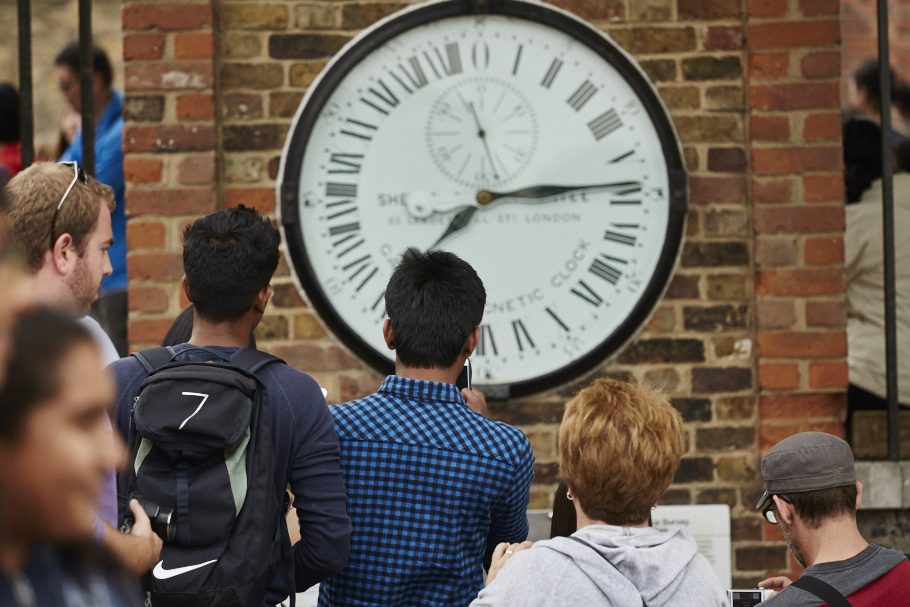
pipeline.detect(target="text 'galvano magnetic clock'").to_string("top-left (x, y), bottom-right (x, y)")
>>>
top-left (278, 0), bottom-right (687, 399)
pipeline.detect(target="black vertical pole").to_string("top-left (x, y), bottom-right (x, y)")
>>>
top-left (78, 0), bottom-right (94, 176)
top-left (17, 0), bottom-right (34, 168)
top-left (876, 0), bottom-right (900, 461)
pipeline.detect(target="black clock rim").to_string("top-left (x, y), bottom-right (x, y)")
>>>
top-left (279, 0), bottom-right (688, 400)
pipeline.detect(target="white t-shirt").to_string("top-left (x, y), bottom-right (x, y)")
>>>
top-left (80, 315), bottom-right (120, 367)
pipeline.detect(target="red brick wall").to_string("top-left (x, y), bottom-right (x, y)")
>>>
top-left (746, 0), bottom-right (847, 580)
top-left (121, 0), bottom-right (849, 583)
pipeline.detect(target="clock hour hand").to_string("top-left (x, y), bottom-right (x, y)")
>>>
top-left (428, 206), bottom-right (478, 250)
top-left (476, 181), bottom-right (641, 204)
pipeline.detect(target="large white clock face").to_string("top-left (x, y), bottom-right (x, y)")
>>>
top-left (281, 4), bottom-right (686, 394)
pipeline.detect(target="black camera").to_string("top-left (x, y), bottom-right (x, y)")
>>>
top-left (120, 496), bottom-right (175, 542)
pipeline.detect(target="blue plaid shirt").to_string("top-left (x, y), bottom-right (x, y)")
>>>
top-left (319, 376), bottom-right (534, 607)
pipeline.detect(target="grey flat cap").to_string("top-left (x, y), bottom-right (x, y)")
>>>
top-left (755, 432), bottom-right (856, 511)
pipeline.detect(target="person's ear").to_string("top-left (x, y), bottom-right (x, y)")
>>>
top-left (51, 233), bottom-right (76, 274)
top-left (382, 319), bottom-right (395, 350)
top-left (180, 276), bottom-right (192, 303)
top-left (253, 285), bottom-right (271, 314)
top-left (772, 495), bottom-right (796, 525)
top-left (855, 480), bottom-right (863, 509)
top-left (463, 326), bottom-right (480, 356)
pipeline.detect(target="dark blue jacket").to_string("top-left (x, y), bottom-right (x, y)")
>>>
top-left (111, 345), bottom-right (352, 605)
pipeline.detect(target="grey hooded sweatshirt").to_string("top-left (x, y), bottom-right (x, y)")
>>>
top-left (470, 524), bottom-right (726, 607)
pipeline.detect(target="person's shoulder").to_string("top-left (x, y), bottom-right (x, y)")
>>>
top-left (472, 415), bottom-right (533, 459)
top-left (259, 359), bottom-right (322, 396)
top-left (329, 391), bottom-right (383, 423)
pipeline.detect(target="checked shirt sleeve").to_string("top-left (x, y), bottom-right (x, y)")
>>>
top-left (484, 434), bottom-right (535, 564)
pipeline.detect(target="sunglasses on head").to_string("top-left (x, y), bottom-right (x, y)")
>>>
top-left (49, 161), bottom-right (88, 248)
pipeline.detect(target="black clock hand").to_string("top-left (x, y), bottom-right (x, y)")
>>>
top-left (428, 206), bottom-right (478, 250)
top-left (476, 181), bottom-right (641, 204)
top-left (467, 102), bottom-right (499, 179)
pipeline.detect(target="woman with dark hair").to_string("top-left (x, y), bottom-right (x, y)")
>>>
top-left (0, 308), bottom-right (142, 606)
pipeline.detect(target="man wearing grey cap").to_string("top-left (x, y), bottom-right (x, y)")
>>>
top-left (755, 432), bottom-right (909, 606)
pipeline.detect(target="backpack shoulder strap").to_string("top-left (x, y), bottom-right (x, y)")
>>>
top-left (229, 347), bottom-right (283, 376)
top-left (131, 346), bottom-right (177, 373)
top-left (791, 575), bottom-right (852, 607)
top-left (568, 536), bottom-right (647, 607)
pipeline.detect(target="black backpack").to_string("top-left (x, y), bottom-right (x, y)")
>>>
top-left (119, 346), bottom-right (284, 606)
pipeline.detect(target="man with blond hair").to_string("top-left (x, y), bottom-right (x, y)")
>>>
top-left (3, 162), bottom-right (161, 574)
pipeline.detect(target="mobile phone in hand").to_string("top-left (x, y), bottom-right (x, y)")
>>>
top-left (456, 358), bottom-right (472, 390)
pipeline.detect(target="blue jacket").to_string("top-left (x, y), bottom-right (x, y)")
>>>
top-left (61, 91), bottom-right (127, 294)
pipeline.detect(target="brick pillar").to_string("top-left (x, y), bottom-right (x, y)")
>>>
top-left (747, 0), bottom-right (847, 580)
top-left (122, 1), bottom-right (218, 347)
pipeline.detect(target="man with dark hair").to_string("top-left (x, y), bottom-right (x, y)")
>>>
top-left (756, 432), bottom-right (910, 605)
top-left (319, 248), bottom-right (534, 607)
top-left (109, 205), bottom-right (351, 605)
top-left (55, 42), bottom-right (127, 356)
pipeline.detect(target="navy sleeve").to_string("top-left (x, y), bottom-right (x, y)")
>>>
top-left (108, 356), bottom-right (146, 440)
top-left (271, 371), bottom-right (352, 591)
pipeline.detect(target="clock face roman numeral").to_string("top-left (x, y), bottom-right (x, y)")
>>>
top-left (589, 254), bottom-right (626, 285)
top-left (541, 58), bottom-right (563, 88)
top-left (610, 150), bottom-right (635, 163)
top-left (471, 41), bottom-right (490, 69)
top-left (343, 254), bottom-right (379, 292)
top-left (333, 234), bottom-right (364, 257)
top-left (328, 153), bottom-right (364, 174)
top-left (361, 78), bottom-right (400, 115)
top-left (567, 80), bottom-right (597, 111)
top-left (371, 290), bottom-right (385, 312)
top-left (545, 306), bottom-right (570, 332)
top-left (392, 56), bottom-right (429, 92)
top-left (340, 118), bottom-right (378, 141)
top-left (424, 42), bottom-right (462, 79)
top-left (512, 319), bottom-right (535, 352)
top-left (571, 279), bottom-right (604, 307)
top-left (604, 223), bottom-right (639, 247)
top-left (328, 221), bottom-right (360, 237)
top-left (325, 182), bottom-right (357, 198)
top-left (512, 44), bottom-right (523, 76)
top-left (588, 108), bottom-right (623, 140)
top-left (477, 324), bottom-right (498, 357)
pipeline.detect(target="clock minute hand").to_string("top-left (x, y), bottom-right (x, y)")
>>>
top-left (467, 102), bottom-right (499, 179)
top-left (428, 206), bottom-right (478, 250)
top-left (476, 181), bottom-right (641, 204)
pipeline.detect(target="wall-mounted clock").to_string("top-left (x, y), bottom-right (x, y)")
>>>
top-left (278, 0), bottom-right (687, 399)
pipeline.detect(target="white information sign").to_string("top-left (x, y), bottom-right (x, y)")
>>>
top-left (652, 504), bottom-right (732, 587)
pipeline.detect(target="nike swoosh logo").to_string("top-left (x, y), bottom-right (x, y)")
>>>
top-left (153, 559), bottom-right (217, 580)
